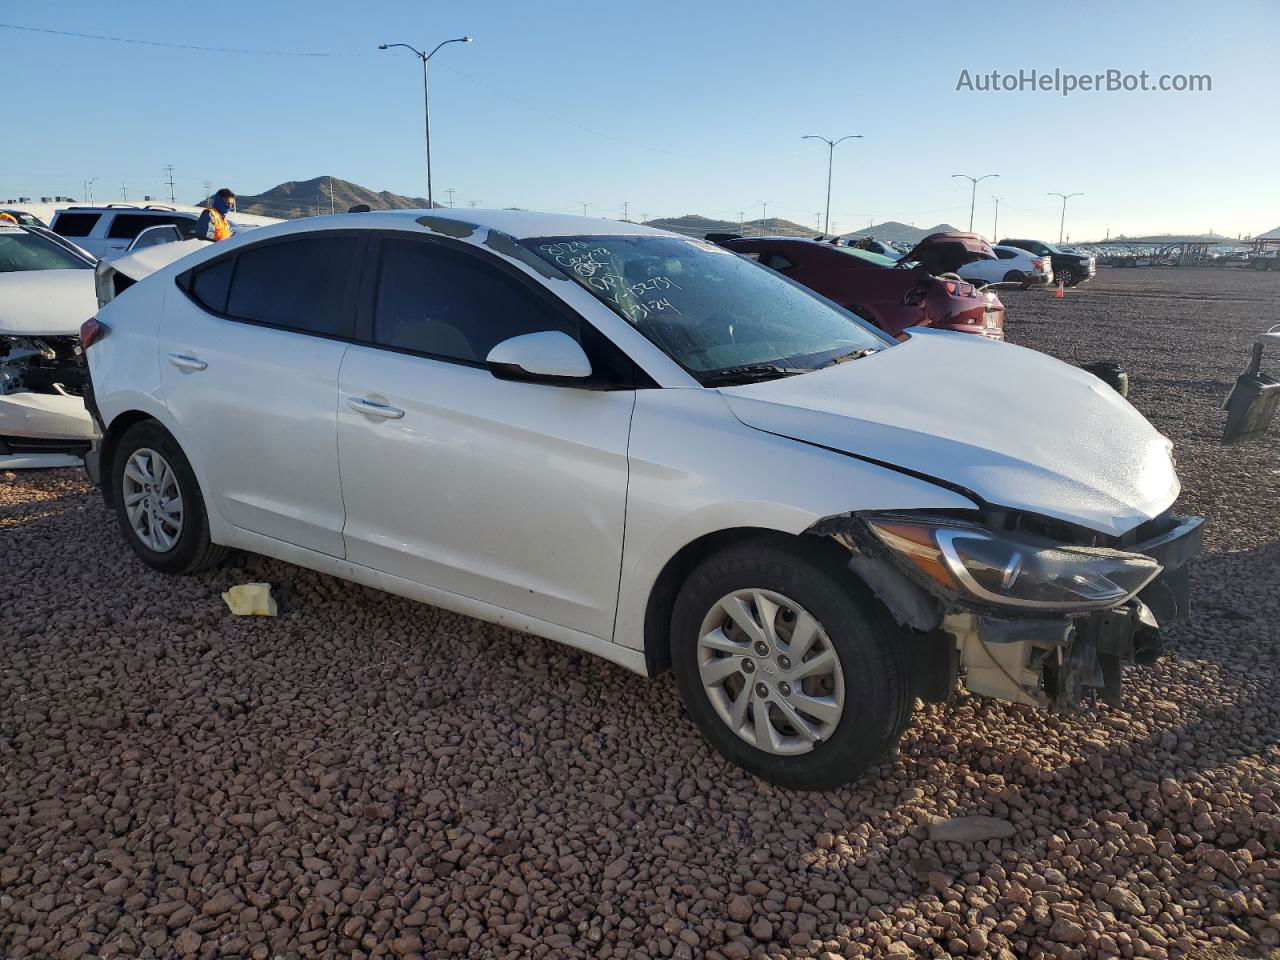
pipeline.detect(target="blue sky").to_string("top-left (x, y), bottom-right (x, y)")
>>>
top-left (2, 0), bottom-right (1276, 240)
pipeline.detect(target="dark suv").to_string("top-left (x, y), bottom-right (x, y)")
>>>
top-left (998, 238), bottom-right (1096, 286)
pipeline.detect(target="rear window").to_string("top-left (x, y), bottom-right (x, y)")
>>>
top-left (52, 212), bottom-right (101, 237)
top-left (224, 236), bottom-right (360, 337)
top-left (832, 246), bottom-right (899, 268)
top-left (189, 257), bottom-right (235, 313)
top-left (0, 228), bottom-right (94, 272)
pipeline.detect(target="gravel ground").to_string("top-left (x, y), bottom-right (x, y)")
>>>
top-left (2, 267), bottom-right (1278, 960)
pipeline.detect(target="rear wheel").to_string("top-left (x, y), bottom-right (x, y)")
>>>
top-left (670, 538), bottom-right (912, 789)
top-left (1057, 266), bottom-right (1076, 286)
top-left (112, 420), bottom-right (227, 574)
top-left (1002, 270), bottom-right (1024, 284)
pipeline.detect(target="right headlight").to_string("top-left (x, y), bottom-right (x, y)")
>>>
top-left (866, 516), bottom-right (1162, 612)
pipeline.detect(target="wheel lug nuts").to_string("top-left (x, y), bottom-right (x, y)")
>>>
top-left (779, 682), bottom-right (792, 696)
top-left (755, 683), bottom-right (769, 698)
top-left (754, 641), bottom-right (769, 656)
top-left (742, 659), bottom-right (755, 674)
top-left (778, 655), bottom-right (791, 670)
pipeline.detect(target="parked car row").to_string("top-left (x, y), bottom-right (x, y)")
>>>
top-left (76, 209), bottom-right (1202, 788)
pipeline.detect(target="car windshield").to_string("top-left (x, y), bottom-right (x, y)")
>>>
top-left (520, 234), bottom-right (890, 381)
top-left (831, 245), bottom-right (900, 267)
top-left (0, 228), bottom-right (92, 272)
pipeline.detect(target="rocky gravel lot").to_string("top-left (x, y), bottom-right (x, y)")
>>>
top-left (2, 267), bottom-right (1278, 960)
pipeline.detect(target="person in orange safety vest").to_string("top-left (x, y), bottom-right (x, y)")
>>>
top-left (194, 188), bottom-right (236, 242)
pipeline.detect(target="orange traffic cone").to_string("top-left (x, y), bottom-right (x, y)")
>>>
top-left (1054, 279), bottom-right (1065, 299)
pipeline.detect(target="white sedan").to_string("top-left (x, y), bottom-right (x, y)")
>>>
top-left (83, 210), bottom-right (1201, 788)
top-left (959, 244), bottom-right (1054, 288)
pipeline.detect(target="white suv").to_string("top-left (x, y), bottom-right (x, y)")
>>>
top-left (82, 210), bottom-right (1201, 788)
top-left (50, 205), bottom-right (201, 259)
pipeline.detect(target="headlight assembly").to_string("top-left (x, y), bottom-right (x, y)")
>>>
top-left (866, 516), bottom-right (1162, 611)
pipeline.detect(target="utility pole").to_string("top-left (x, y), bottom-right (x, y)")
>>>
top-left (328, 175), bottom-right (335, 215)
top-left (814, 213), bottom-right (822, 232)
top-left (378, 37), bottom-right (474, 208)
top-left (622, 201), bottom-right (630, 221)
top-left (991, 196), bottom-right (1003, 240)
top-left (85, 177), bottom-right (100, 205)
top-left (1048, 192), bottom-right (1083, 244)
top-left (802, 134), bottom-right (862, 237)
top-left (164, 165), bottom-right (176, 205)
top-left (758, 200), bottom-right (771, 236)
top-left (738, 211), bottom-right (745, 233)
top-left (579, 201), bottom-right (590, 216)
top-left (121, 181), bottom-right (128, 202)
top-left (444, 187), bottom-right (456, 208)
top-left (952, 173), bottom-right (999, 232)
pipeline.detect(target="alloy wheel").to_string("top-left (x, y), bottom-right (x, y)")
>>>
top-left (121, 448), bottom-right (184, 552)
top-left (696, 589), bottom-right (845, 756)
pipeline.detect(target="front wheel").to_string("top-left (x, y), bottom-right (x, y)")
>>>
top-left (1057, 266), bottom-right (1075, 286)
top-left (670, 539), bottom-right (912, 790)
top-left (112, 420), bottom-right (227, 574)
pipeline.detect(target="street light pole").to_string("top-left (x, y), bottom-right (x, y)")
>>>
top-left (951, 173), bottom-right (999, 232)
top-left (991, 196), bottom-right (1003, 240)
top-left (1048, 192), bottom-right (1083, 245)
top-left (379, 36), bottom-right (473, 209)
top-left (802, 134), bottom-right (861, 237)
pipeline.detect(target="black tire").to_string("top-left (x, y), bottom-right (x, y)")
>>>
top-left (1057, 266), bottom-right (1075, 286)
top-left (112, 420), bottom-right (228, 575)
top-left (669, 537), bottom-right (912, 790)
top-left (1003, 270), bottom-right (1024, 284)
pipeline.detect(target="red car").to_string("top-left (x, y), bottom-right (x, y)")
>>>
top-left (715, 232), bottom-right (1006, 340)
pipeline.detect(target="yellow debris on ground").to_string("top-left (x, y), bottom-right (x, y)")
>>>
top-left (221, 583), bottom-right (278, 617)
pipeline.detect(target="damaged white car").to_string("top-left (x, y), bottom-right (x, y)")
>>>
top-left (0, 223), bottom-right (98, 468)
top-left (83, 211), bottom-right (1202, 789)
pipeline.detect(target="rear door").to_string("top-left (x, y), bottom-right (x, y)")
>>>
top-left (336, 234), bottom-right (636, 639)
top-left (161, 232), bottom-right (365, 555)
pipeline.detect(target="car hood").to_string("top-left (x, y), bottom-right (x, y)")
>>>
top-left (718, 330), bottom-right (1179, 537)
top-left (0, 269), bottom-right (98, 336)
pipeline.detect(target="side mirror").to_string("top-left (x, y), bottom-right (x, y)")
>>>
top-left (485, 330), bottom-right (592, 384)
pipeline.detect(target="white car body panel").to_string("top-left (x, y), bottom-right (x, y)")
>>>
top-left (0, 269), bottom-right (97, 336)
top-left (719, 329), bottom-right (1178, 537)
top-left (159, 294), bottom-right (350, 557)
top-left (88, 209), bottom-right (1186, 677)
top-left (338, 344), bottom-right (635, 640)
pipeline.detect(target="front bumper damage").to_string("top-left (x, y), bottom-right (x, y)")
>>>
top-left (810, 511), bottom-right (1203, 710)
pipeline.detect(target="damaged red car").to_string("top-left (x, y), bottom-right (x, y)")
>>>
top-left (712, 232), bottom-right (1006, 340)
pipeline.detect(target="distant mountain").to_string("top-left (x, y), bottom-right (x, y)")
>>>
top-left (1256, 226), bottom-right (1280, 240)
top-left (839, 221), bottom-right (960, 244)
top-left (225, 176), bottom-right (437, 219)
top-left (641, 213), bottom-right (817, 238)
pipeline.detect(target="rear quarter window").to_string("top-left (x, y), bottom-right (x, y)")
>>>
top-left (107, 214), bottom-right (191, 240)
top-left (52, 212), bottom-right (102, 237)
top-left (188, 257), bottom-right (235, 314)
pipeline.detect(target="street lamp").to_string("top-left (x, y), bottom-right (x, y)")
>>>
top-left (758, 200), bottom-right (772, 236)
top-left (1048, 192), bottom-right (1083, 245)
top-left (952, 173), bottom-right (999, 232)
top-left (378, 36), bottom-right (473, 209)
top-left (85, 177), bottom-right (100, 205)
top-left (802, 134), bottom-right (861, 237)
top-left (991, 196), bottom-right (1004, 241)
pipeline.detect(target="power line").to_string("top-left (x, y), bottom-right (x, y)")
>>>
top-left (0, 21), bottom-right (364, 56)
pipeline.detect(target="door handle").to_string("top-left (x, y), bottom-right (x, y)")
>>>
top-left (348, 397), bottom-right (405, 419)
top-left (167, 353), bottom-right (207, 371)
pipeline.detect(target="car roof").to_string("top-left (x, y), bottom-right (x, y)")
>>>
top-left (267, 208), bottom-right (680, 241)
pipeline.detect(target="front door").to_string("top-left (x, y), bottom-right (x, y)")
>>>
top-left (160, 233), bottom-right (365, 556)
top-left (337, 235), bottom-right (635, 640)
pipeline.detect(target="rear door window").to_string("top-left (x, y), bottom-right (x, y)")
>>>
top-left (52, 212), bottom-right (101, 237)
top-left (224, 236), bottom-right (361, 337)
top-left (372, 238), bottom-right (573, 364)
top-left (107, 214), bottom-right (191, 241)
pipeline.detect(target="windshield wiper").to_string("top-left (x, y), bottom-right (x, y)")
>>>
top-left (825, 346), bottom-right (881, 366)
top-left (700, 364), bottom-right (809, 387)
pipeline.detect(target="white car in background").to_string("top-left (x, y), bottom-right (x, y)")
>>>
top-left (83, 210), bottom-right (1202, 789)
top-left (0, 223), bottom-right (99, 468)
top-left (959, 244), bottom-right (1053, 288)
top-left (49, 204), bottom-right (277, 259)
